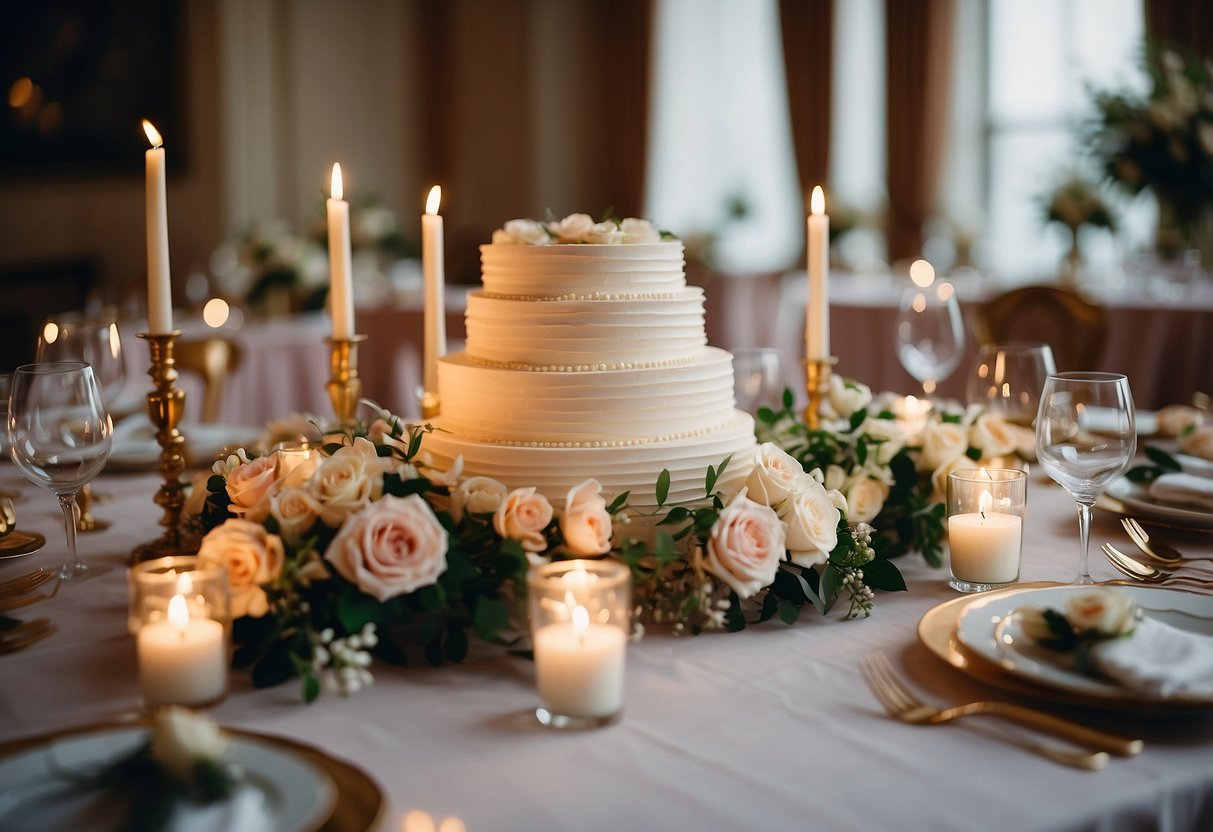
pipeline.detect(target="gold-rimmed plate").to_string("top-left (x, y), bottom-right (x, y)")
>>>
top-left (1104, 477), bottom-right (1213, 531)
top-left (0, 531), bottom-right (46, 560)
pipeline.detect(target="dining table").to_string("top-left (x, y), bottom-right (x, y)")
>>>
top-left (0, 458), bottom-right (1211, 832)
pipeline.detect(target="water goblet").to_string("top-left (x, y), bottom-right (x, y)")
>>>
top-left (1035, 372), bottom-right (1135, 584)
top-left (896, 281), bottom-right (965, 396)
top-left (965, 342), bottom-right (1056, 427)
top-left (732, 348), bottom-right (788, 414)
top-left (7, 362), bottom-right (113, 579)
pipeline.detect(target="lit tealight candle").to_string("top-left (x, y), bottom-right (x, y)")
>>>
top-left (533, 604), bottom-right (626, 720)
top-left (137, 578), bottom-right (227, 707)
top-left (947, 489), bottom-right (1022, 585)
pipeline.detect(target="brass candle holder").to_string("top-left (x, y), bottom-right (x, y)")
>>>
top-left (326, 335), bottom-right (366, 425)
top-left (420, 390), bottom-right (440, 420)
top-left (803, 356), bottom-right (837, 431)
top-left (133, 331), bottom-right (195, 561)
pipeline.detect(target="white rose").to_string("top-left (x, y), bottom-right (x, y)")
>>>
top-left (310, 443), bottom-right (385, 528)
top-left (503, 219), bottom-right (550, 245)
top-left (1016, 606), bottom-right (1056, 643)
top-left (777, 480), bottom-right (840, 567)
top-left (823, 464), bottom-right (848, 492)
top-left (549, 213), bottom-right (595, 243)
top-left (197, 519), bottom-right (286, 618)
top-left (583, 220), bottom-right (623, 245)
top-left (494, 487), bottom-right (554, 553)
top-left (620, 217), bottom-right (661, 244)
top-left (1179, 426), bottom-right (1213, 462)
top-left (844, 475), bottom-right (889, 524)
top-left (1065, 588), bottom-right (1138, 637)
top-left (969, 413), bottom-right (1018, 458)
top-left (559, 479), bottom-right (613, 556)
top-left (451, 476), bottom-right (509, 523)
top-left (224, 454), bottom-right (278, 522)
top-left (828, 375), bottom-right (872, 420)
top-left (705, 488), bottom-right (786, 600)
top-left (861, 417), bottom-right (905, 464)
top-left (270, 486), bottom-right (322, 541)
top-left (825, 488), bottom-right (848, 513)
top-left (930, 455), bottom-right (979, 504)
top-left (150, 707), bottom-right (227, 782)
top-left (325, 494), bottom-right (449, 601)
top-left (1157, 405), bottom-right (1203, 438)
top-left (918, 420), bottom-right (970, 472)
top-left (746, 442), bottom-right (811, 507)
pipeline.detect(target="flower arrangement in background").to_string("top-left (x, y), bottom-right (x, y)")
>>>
top-left (1038, 171), bottom-right (1117, 281)
top-left (1090, 48), bottom-right (1213, 258)
top-left (210, 220), bottom-right (329, 316)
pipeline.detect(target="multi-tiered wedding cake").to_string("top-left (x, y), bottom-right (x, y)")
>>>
top-left (423, 215), bottom-right (757, 531)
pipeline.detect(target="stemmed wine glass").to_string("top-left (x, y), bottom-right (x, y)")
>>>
top-left (732, 348), bottom-right (787, 414)
top-left (7, 362), bottom-right (113, 579)
top-left (896, 280), bottom-right (965, 396)
top-left (36, 310), bottom-right (126, 531)
top-left (965, 342), bottom-right (1056, 427)
top-left (1035, 372), bottom-right (1136, 584)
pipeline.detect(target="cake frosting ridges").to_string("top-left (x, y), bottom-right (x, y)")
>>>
top-left (480, 241), bottom-right (686, 298)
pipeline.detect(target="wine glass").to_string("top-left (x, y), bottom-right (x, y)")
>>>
top-left (896, 281), bottom-right (965, 396)
top-left (732, 348), bottom-right (787, 414)
top-left (1035, 372), bottom-right (1136, 584)
top-left (7, 362), bottom-right (113, 578)
top-left (37, 310), bottom-right (126, 531)
top-left (965, 342), bottom-right (1056, 427)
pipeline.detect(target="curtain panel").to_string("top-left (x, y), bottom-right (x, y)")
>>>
top-left (779, 0), bottom-right (835, 213)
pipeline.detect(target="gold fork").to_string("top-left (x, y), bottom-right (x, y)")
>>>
top-left (0, 569), bottom-right (54, 598)
top-left (0, 575), bottom-right (60, 613)
top-left (0, 618), bottom-right (58, 654)
top-left (1121, 518), bottom-right (1211, 568)
top-left (1102, 543), bottom-right (1213, 588)
top-left (859, 652), bottom-right (1141, 767)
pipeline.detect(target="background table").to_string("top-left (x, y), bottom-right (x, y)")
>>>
top-left (1, 460), bottom-right (1211, 831)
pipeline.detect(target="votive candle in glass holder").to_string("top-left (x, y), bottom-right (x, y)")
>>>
top-left (129, 556), bottom-right (231, 708)
top-left (527, 559), bottom-right (630, 729)
top-left (275, 442), bottom-right (321, 488)
top-left (947, 468), bottom-right (1027, 593)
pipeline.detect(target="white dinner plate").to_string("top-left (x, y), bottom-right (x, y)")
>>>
top-left (1105, 476), bottom-right (1213, 530)
top-left (0, 726), bottom-right (336, 832)
top-left (955, 584), bottom-right (1213, 705)
top-left (108, 421), bottom-right (261, 471)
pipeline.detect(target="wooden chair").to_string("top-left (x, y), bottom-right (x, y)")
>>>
top-left (175, 337), bottom-right (244, 422)
top-left (972, 286), bottom-right (1108, 370)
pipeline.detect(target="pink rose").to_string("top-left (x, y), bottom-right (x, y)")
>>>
top-left (324, 495), bottom-right (448, 601)
top-left (560, 479), bottom-right (613, 556)
top-left (705, 488), bottom-right (786, 599)
top-left (225, 455), bottom-right (278, 522)
top-left (197, 519), bottom-right (285, 618)
top-left (494, 487), bottom-right (554, 553)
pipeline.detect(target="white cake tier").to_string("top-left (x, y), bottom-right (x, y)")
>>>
top-left (437, 347), bottom-right (738, 445)
top-left (480, 241), bottom-right (685, 298)
top-left (464, 288), bottom-right (707, 368)
top-left (423, 411), bottom-right (757, 517)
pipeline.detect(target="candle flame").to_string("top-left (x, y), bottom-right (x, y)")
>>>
top-left (426, 184), bottom-right (442, 216)
top-left (141, 118), bottom-right (162, 148)
top-left (168, 593), bottom-right (189, 632)
top-left (176, 572), bottom-right (193, 594)
top-left (979, 489), bottom-right (992, 520)
top-left (572, 605), bottom-right (589, 633)
top-left (42, 322), bottom-right (58, 345)
top-left (330, 163), bottom-right (344, 200)
top-left (810, 185), bottom-right (824, 216)
top-left (909, 259), bottom-right (935, 288)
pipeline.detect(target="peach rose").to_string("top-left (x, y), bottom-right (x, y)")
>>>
top-left (705, 488), bottom-right (786, 599)
top-left (845, 475), bottom-right (890, 524)
top-left (494, 487), bottom-right (554, 553)
top-left (324, 494), bottom-right (448, 602)
top-left (559, 479), bottom-right (613, 556)
top-left (270, 487), bottom-right (322, 542)
top-left (931, 456), bottom-right (978, 504)
top-left (310, 441), bottom-right (385, 528)
top-left (451, 476), bottom-right (509, 523)
top-left (225, 454), bottom-right (278, 522)
top-left (197, 519), bottom-right (285, 618)
top-left (968, 413), bottom-right (1017, 458)
top-left (1065, 588), bottom-right (1138, 637)
top-left (1179, 426), bottom-right (1213, 461)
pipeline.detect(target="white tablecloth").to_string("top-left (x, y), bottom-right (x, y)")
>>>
top-left (1, 464), bottom-right (1211, 831)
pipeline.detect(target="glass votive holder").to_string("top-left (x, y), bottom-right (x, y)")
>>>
top-left (527, 559), bottom-right (631, 729)
top-left (275, 442), bottom-right (321, 488)
top-left (946, 468), bottom-right (1027, 593)
top-left (129, 556), bottom-right (231, 708)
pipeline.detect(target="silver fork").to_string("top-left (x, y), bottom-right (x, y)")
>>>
top-left (859, 652), bottom-right (1140, 767)
top-left (1121, 518), bottom-right (1212, 568)
top-left (1102, 543), bottom-right (1213, 588)
top-left (0, 618), bottom-right (58, 654)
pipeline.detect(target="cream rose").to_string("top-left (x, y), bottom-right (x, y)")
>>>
top-left (324, 494), bottom-right (448, 602)
top-left (844, 475), bottom-right (890, 524)
top-left (494, 487), bottom-right (554, 553)
top-left (1065, 588), bottom-right (1138, 637)
top-left (1157, 405), bottom-right (1203, 438)
top-left (270, 486), bottom-right (322, 541)
top-left (969, 412), bottom-right (1018, 458)
top-left (861, 417), bottom-right (906, 465)
top-left (918, 420), bottom-right (970, 472)
top-left (150, 707), bottom-right (227, 782)
top-left (620, 217), bottom-right (661, 244)
top-left (1015, 606), bottom-right (1056, 643)
top-left (549, 213), bottom-right (594, 243)
top-left (503, 218), bottom-right (550, 245)
top-left (310, 442), bottom-right (385, 528)
top-left (777, 481), bottom-right (840, 567)
top-left (705, 489), bottom-right (786, 600)
top-left (930, 455), bottom-right (979, 503)
top-left (1179, 426), bottom-right (1213, 462)
top-left (746, 443), bottom-right (811, 507)
top-left (828, 375), bottom-right (873, 420)
top-left (197, 519), bottom-right (285, 618)
top-left (560, 479), bottom-right (613, 556)
top-left (224, 454), bottom-right (278, 522)
top-left (451, 476), bottom-right (509, 522)
top-left (583, 220), bottom-right (624, 245)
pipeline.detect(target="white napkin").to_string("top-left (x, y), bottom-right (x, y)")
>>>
top-left (168, 786), bottom-right (272, 832)
top-left (1177, 454), bottom-right (1213, 479)
top-left (1149, 472), bottom-right (1213, 512)
top-left (1090, 617), bottom-right (1213, 698)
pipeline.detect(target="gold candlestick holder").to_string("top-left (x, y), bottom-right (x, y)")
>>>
top-left (326, 335), bottom-right (366, 425)
top-left (420, 389), bottom-right (440, 420)
top-left (133, 331), bottom-right (195, 561)
top-left (803, 356), bottom-right (837, 431)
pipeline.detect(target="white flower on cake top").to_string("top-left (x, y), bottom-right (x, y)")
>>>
top-left (492, 214), bottom-right (666, 245)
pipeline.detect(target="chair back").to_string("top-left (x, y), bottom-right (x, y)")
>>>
top-left (973, 286), bottom-right (1107, 370)
top-left (175, 337), bottom-right (244, 422)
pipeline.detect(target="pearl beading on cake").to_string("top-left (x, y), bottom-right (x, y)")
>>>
top-left (478, 291), bottom-right (684, 302)
top-left (465, 355), bottom-right (699, 372)
top-left (450, 420), bottom-right (733, 448)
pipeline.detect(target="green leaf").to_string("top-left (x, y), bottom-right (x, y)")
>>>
top-left (777, 598), bottom-right (801, 626)
top-left (606, 491), bottom-right (630, 514)
top-left (856, 437), bottom-right (868, 466)
top-left (965, 446), bottom-right (983, 461)
top-left (821, 565), bottom-right (843, 611)
top-left (1144, 446), bottom-right (1181, 471)
top-left (407, 428), bottom-right (426, 458)
top-left (473, 596), bottom-right (510, 642)
top-left (713, 454), bottom-right (733, 488)
top-left (941, 412), bottom-right (963, 424)
top-left (654, 531), bottom-right (677, 564)
top-left (415, 584), bottom-right (444, 612)
top-left (323, 442), bottom-right (345, 455)
top-left (756, 406), bottom-right (776, 424)
top-left (444, 626), bottom-right (469, 663)
top-left (207, 474), bottom-right (227, 492)
top-left (655, 469), bottom-right (671, 506)
top-left (658, 505), bottom-right (691, 526)
top-left (849, 408), bottom-right (867, 432)
top-left (337, 587), bottom-right (381, 633)
top-left (302, 672), bottom-right (321, 704)
top-left (251, 638), bottom-right (296, 688)
top-left (861, 559), bottom-right (907, 592)
top-left (782, 388), bottom-right (794, 409)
